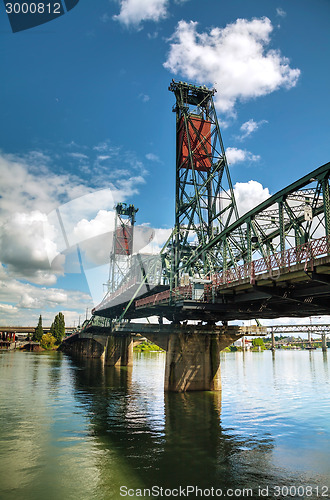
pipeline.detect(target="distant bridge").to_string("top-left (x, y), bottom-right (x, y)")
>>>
top-left (0, 326), bottom-right (76, 334)
top-left (264, 324), bottom-right (330, 351)
top-left (267, 324), bottom-right (330, 335)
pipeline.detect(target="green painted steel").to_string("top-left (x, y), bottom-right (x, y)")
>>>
top-left (322, 177), bottom-right (330, 238)
top-left (162, 81), bottom-right (244, 286)
top-left (184, 161), bottom-right (330, 270)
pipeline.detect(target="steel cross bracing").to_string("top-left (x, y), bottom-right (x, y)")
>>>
top-left (267, 324), bottom-right (330, 335)
top-left (107, 203), bottom-right (138, 294)
top-left (132, 161), bottom-right (330, 320)
top-left (195, 161), bottom-right (330, 275)
top-left (162, 82), bottom-right (329, 287)
top-left (161, 81), bottom-right (245, 287)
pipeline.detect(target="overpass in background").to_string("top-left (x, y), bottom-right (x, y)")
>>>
top-left (0, 326), bottom-right (76, 335)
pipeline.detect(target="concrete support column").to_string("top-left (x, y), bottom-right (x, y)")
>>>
top-left (105, 334), bottom-right (133, 367)
top-left (164, 330), bottom-right (241, 392)
top-left (322, 334), bottom-right (327, 352)
top-left (164, 332), bottom-right (221, 392)
top-left (271, 332), bottom-right (275, 351)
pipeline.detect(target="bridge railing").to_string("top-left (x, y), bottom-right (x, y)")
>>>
top-left (135, 285), bottom-right (194, 309)
top-left (135, 289), bottom-right (171, 308)
top-left (92, 277), bottom-right (138, 314)
top-left (211, 235), bottom-right (330, 290)
top-left (135, 236), bottom-right (330, 309)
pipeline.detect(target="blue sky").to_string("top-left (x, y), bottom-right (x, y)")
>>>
top-left (0, 0), bottom-right (329, 327)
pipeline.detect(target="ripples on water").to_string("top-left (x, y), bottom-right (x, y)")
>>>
top-left (0, 350), bottom-right (330, 499)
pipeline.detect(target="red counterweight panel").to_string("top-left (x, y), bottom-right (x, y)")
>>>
top-left (178, 116), bottom-right (212, 171)
top-left (115, 226), bottom-right (133, 255)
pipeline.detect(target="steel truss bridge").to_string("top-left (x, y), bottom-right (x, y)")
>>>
top-left (88, 81), bottom-right (330, 326)
top-left (267, 324), bottom-right (330, 336)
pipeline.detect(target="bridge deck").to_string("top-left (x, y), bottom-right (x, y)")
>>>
top-left (94, 245), bottom-right (330, 323)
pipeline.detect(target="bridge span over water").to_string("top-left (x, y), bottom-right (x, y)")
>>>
top-left (63, 81), bottom-right (330, 392)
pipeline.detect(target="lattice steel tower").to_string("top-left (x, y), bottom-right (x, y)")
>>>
top-left (108, 203), bottom-right (138, 293)
top-left (167, 80), bottom-right (242, 286)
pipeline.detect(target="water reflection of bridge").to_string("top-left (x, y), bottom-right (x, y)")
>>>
top-left (69, 354), bottom-right (277, 493)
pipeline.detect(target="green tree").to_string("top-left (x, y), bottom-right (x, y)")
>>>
top-left (252, 338), bottom-right (265, 348)
top-left (33, 314), bottom-right (44, 342)
top-left (40, 333), bottom-right (56, 350)
top-left (50, 312), bottom-right (65, 345)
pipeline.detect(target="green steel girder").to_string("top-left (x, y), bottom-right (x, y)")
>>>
top-left (183, 162), bottom-right (330, 272)
top-left (322, 177), bottom-right (330, 237)
top-left (252, 201), bottom-right (325, 249)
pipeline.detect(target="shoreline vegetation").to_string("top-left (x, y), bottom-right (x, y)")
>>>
top-left (7, 340), bottom-right (324, 353)
top-left (224, 341), bottom-right (327, 352)
top-left (133, 340), bottom-right (164, 353)
top-left (2, 327), bottom-right (327, 353)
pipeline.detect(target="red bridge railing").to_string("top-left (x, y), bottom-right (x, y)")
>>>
top-left (135, 285), bottom-right (193, 309)
top-left (135, 236), bottom-right (330, 310)
top-left (213, 235), bottom-right (330, 289)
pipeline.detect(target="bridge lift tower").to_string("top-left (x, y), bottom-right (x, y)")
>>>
top-left (166, 80), bottom-right (244, 288)
top-left (108, 202), bottom-right (139, 294)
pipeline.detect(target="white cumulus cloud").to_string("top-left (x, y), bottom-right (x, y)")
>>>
top-left (0, 271), bottom-right (92, 325)
top-left (0, 145), bottom-right (148, 324)
top-left (0, 210), bottom-right (62, 284)
top-left (113, 0), bottom-right (169, 28)
top-left (164, 18), bottom-right (300, 115)
top-left (0, 303), bottom-right (18, 315)
top-left (139, 93), bottom-right (150, 102)
top-left (226, 147), bottom-right (260, 165)
top-left (234, 180), bottom-right (271, 216)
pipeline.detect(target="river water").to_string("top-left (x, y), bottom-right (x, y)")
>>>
top-left (0, 349), bottom-right (330, 500)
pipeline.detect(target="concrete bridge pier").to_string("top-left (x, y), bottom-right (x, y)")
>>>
top-left (164, 329), bottom-right (242, 392)
top-left (104, 334), bottom-right (133, 366)
top-left (61, 324), bottom-right (260, 391)
top-left (322, 333), bottom-right (327, 352)
top-left (271, 332), bottom-right (276, 351)
top-left (308, 331), bottom-right (312, 346)
top-left (60, 330), bottom-right (133, 366)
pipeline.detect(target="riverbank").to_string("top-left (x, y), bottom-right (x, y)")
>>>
top-left (0, 340), bottom-right (43, 351)
top-left (133, 340), bottom-right (164, 353)
top-left (225, 343), bottom-right (328, 352)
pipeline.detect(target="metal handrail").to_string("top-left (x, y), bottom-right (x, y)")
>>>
top-left (135, 236), bottom-right (330, 309)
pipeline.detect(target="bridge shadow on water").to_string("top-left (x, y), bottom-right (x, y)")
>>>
top-left (64, 353), bottom-right (307, 497)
